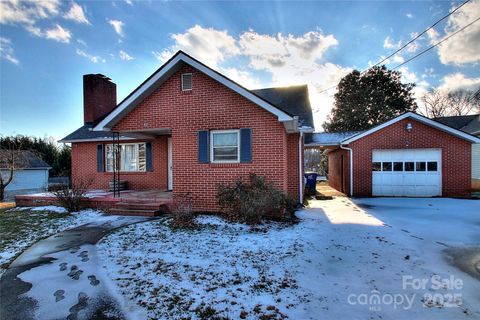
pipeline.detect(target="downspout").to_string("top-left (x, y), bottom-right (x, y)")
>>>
top-left (340, 144), bottom-right (353, 196)
top-left (298, 131), bottom-right (304, 205)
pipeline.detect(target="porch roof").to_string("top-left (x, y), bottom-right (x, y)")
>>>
top-left (59, 124), bottom-right (171, 143)
top-left (306, 131), bottom-right (363, 148)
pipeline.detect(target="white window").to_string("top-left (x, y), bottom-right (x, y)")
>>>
top-left (210, 130), bottom-right (240, 163)
top-left (181, 73), bottom-right (192, 91)
top-left (105, 143), bottom-right (146, 172)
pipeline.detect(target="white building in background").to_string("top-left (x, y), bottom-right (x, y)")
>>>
top-left (1, 150), bottom-right (51, 200)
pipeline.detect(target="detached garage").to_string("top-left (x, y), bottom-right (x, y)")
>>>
top-left (308, 112), bottom-right (480, 198)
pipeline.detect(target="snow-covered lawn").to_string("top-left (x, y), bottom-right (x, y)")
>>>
top-left (0, 206), bottom-right (103, 276)
top-left (97, 197), bottom-right (480, 320)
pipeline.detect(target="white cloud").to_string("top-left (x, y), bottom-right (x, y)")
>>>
top-left (0, 0), bottom-right (60, 25)
top-left (398, 66), bottom-right (418, 83)
top-left (45, 24), bottom-right (71, 43)
top-left (65, 2), bottom-right (89, 24)
top-left (438, 73), bottom-right (480, 92)
top-left (108, 19), bottom-right (124, 37)
top-left (0, 37), bottom-right (20, 65)
top-left (125, 0), bottom-right (133, 5)
top-left (77, 39), bottom-right (87, 46)
top-left (393, 54), bottom-right (404, 64)
top-left (119, 50), bottom-right (133, 61)
top-left (406, 13), bottom-right (413, 19)
top-left (157, 25), bottom-right (346, 129)
top-left (428, 0), bottom-right (480, 65)
top-left (383, 36), bottom-right (401, 49)
top-left (76, 48), bottom-right (105, 63)
top-left (222, 67), bottom-right (261, 89)
top-left (158, 25), bottom-right (239, 69)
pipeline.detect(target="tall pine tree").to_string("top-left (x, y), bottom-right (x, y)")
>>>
top-left (323, 66), bottom-right (417, 132)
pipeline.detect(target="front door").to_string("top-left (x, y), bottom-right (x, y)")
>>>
top-left (168, 137), bottom-right (173, 191)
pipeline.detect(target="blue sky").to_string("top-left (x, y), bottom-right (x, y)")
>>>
top-left (1, 0), bottom-right (479, 140)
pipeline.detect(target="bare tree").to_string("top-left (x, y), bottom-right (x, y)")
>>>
top-left (420, 89), bottom-right (450, 118)
top-left (420, 88), bottom-right (480, 118)
top-left (448, 89), bottom-right (480, 116)
top-left (0, 141), bottom-right (27, 201)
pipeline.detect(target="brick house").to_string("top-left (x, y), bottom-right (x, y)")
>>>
top-left (307, 112), bottom-right (480, 197)
top-left (60, 51), bottom-right (314, 212)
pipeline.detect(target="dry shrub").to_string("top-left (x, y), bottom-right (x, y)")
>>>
top-left (53, 177), bottom-right (93, 213)
top-left (217, 174), bottom-right (298, 225)
top-left (171, 192), bottom-right (196, 230)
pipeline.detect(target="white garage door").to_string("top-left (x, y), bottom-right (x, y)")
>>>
top-left (372, 149), bottom-right (442, 197)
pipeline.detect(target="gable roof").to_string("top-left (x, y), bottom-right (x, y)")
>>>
top-left (252, 85), bottom-right (314, 128)
top-left (0, 150), bottom-right (51, 169)
top-left (93, 51), bottom-right (295, 131)
top-left (341, 112), bottom-right (480, 144)
top-left (434, 114), bottom-right (480, 136)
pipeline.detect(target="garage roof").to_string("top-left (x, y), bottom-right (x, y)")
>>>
top-left (306, 112), bottom-right (480, 147)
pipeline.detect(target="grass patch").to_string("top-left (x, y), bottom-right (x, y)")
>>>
top-left (0, 208), bottom-right (72, 272)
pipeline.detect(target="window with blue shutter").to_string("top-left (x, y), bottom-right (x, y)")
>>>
top-left (240, 128), bottom-right (252, 163)
top-left (97, 144), bottom-right (104, 172)
top-left (198, 130), bottom-right (209, 163)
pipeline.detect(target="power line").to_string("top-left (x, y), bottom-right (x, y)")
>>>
top-left (391, 16), bottom-right (480, 70)
top-left (316, 0), bottom-right (473, 96)
top-left (373, 0), bottom-right (472, 68)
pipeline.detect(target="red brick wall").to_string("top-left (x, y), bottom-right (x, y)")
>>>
top-left (349, 118), bottom-right (471, 197)
top-left (72, 137), bottom-right (168, 190)
top-left (287, 133), bottom-right (301, 200)
top-left (327, 148), bottom-right (350, 195)
top-left (74, 65), bottom-right (301, 211)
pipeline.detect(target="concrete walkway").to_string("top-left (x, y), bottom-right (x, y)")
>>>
top-left (0, 214), bottom-right (154, 320)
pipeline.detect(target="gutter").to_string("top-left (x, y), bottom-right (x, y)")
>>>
top-left (340, 144), bottom-right (353, 196)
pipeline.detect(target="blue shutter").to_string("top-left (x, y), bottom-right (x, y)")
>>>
top-left (198, 130), bottom-right (209, 163)
top-left (97, 144), bottom-right (104, 172)
top-left (146, 142), bottom-right (153, 172)
top-left (240, 128), bottom-right (252, 163)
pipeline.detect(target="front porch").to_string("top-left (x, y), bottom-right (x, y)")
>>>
top-left (15, 189), bottom-right (173, 216)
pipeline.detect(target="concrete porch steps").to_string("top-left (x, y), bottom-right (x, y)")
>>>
top-left (108, 199), bottom-right (172, 216)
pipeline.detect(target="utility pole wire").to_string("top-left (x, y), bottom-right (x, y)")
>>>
top-left (373, 0), bottom-right (472, 67)
top-left (391, 16), bottom-right (480, 70)
top-left (316, 0), bottom-right (474, 96)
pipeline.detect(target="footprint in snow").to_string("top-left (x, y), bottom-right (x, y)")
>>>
top-left (59, 262), bottom-right (68, 271)
top-left (67, 292), bottom-right (89, 320)
top-left (78, 251), bottom-right (89, 262)
top-left (88, 275), bottom-right (100, 286)
top-left (69, 246), bottom-right (80, 254)
top-left (54, 290), bottom-right (65, 302)
top-left (68, 265), bottom-right (83, 280)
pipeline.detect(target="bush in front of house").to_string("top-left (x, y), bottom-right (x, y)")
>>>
top-left (53, 177), bottom-right (92, 213)
top-left (217, 174), bottom-right (298, 225)
top-left (171, 192), bottom-right (196, 230)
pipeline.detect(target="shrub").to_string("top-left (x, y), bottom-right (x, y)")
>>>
top-left (53, 177), bottom-right (92, 213)
top-left (217, 174), bottom-right (298, 225)
top-left (171, 192), bottom-right (196, 230)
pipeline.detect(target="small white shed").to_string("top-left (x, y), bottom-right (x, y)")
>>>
top-left (1, 151), bottom-right (51, 200)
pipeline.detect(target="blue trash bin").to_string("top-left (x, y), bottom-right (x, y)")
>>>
top-left (304, 172), bottom-right (318, 195)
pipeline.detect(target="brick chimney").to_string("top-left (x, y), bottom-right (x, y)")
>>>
top-left (83, 74), bottom-right (117, 125)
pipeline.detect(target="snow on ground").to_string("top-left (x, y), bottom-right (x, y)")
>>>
top-left (97, 197), bottom-right (480, 320)
top-left (0, 206), bottom-right (104, 276)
